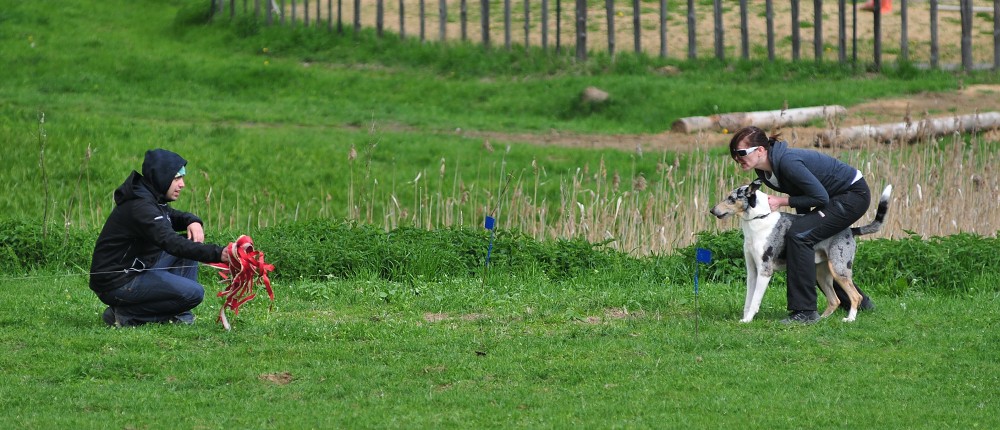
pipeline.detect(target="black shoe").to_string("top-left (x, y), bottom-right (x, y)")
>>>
top-left (102, 307), bottom-right (121, 327)
top-left (780, 310), bottom-right (820, 324)
top-left (839, 297), bottom-right (876, 312)
top-left (170, 311), bottom-right (196, 325)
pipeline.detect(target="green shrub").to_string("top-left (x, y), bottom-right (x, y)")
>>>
top-left (173, 0), bottom-right (214, 28)
top-left (3, 220), bottom-right (997, 295)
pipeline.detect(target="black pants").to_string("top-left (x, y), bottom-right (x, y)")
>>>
top-left (785, 179), bottom-right (871, 312)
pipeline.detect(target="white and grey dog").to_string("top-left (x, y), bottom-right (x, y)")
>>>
top-left (710, 180), bottom-right (892, 323)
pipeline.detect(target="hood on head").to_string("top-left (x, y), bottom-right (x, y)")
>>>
top-left (141, 149), bottom-right (187, 196)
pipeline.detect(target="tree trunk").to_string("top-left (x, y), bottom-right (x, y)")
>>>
top-left (672, 105), bottom-right (847, 133)
top-left (816, 112), bottom-right (1000, 146)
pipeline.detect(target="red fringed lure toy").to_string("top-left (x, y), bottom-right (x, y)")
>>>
top-left (209, 235), bottom-right (275, 330)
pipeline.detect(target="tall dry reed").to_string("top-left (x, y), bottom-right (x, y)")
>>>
top-left (350, 132), bottom-right (1000, 256)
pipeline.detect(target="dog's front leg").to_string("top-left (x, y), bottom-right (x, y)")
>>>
top-left (743, 273), bottom-right (772, 322)
top-left (741, 253), bottom-right (758, 322)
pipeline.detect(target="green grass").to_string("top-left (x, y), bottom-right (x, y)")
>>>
top-left (3, 0), bottom-right (998, 231)
top-left (2, 1), bottom-right (1000, 427)
top-left (2, 274), bottom-right (998, 428)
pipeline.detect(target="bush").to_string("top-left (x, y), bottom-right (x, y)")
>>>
top-left (173, 0), bottom-right (214, 28)
top-left (2, 219), bottom-right (997, 295)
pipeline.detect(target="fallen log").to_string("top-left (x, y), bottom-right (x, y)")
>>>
top-left (671, 105), bottom-right (846, 133)
top-left (815, 112), bottom-right (1000, 147)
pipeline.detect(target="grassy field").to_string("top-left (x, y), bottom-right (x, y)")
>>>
top-left (2, 1), bottom-right (1000, 427)
top-left (3, 1), bottom-right (1000, 254)
top-left (2, 273), bottom-right (998, 428)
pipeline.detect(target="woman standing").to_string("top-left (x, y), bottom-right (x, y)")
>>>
top-left (728, 126), bottom-right (875, 323)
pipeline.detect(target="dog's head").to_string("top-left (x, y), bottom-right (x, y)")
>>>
top-left (709, 179), bottom-right (766, 219)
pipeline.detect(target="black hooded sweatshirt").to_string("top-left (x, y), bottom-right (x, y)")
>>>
top-left (89, 149), bottom-right (224, 293)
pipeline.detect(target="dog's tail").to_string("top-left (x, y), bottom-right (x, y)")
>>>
top-left (852, 185), bottom-right (893, 236)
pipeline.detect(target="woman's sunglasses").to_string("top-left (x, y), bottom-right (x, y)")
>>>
top-left (731, 146), bottom-right (761, 158)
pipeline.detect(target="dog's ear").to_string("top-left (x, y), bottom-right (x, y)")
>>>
top-left (746, 188), bottom-right (758, 208)
top-left (749, 179), bottom-right (762, 192)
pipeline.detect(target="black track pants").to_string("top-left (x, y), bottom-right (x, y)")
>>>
top-left (785, 179), bottom-right (871, 311)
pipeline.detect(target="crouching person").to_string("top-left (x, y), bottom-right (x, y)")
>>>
top-left (89, 149), bottom-right (231, 327)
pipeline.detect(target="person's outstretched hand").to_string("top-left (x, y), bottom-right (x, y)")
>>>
top-left (187, 222), bottom-right (205, 243)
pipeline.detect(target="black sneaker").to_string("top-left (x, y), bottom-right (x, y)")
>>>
top-left (170, 311), bottom-right (196, 325)
top-left (839, 297), bottom-right (876, 312)
top-left (102, 307), bottom-right (121, 327)
top-left (780, 310), bottom-right (820, 324)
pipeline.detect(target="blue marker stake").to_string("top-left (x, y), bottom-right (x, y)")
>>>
top-left (694, 248), bottom-right (712, 340)
top-left (484, 215), bottom-right (497, 267)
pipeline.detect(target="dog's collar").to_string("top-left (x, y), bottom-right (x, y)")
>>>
top-left (749, 213), bottom-right (772, 221)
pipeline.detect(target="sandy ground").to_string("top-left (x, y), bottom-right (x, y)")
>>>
top-left (267, 2), bottom-right (1000, 150)
top-left (283, 0), bottom-right (999, 65)
top-left (456, 84), bottom-right (1000, 152)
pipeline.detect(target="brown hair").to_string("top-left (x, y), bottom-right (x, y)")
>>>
top-left (728, 126), bottom-right (781, 157)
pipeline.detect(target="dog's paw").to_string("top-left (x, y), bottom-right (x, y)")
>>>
top-left (842, 316), bottom-right (856, 322)
top-left (739, 317), bottom-right (753, 323)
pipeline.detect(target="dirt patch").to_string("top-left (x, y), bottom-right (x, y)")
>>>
top-left (460, 84), bottom-right (1000, 151)
top-left (422, 312), bottom-right (449, 322)
top-left (259, 371), bottom-right (294, 385)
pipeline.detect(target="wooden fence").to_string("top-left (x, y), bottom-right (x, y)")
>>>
top-left (214, 0), bottom-right (1000, 71)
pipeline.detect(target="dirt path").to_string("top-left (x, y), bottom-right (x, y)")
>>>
top-left (460, 84), bottom-right (1000, 151)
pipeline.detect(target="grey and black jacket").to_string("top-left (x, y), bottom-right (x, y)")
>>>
top-left (754, 140), bottom-right (862, 214)
top-left (89, 149), bottom-right (223, 293)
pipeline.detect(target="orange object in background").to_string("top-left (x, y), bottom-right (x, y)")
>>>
top-left (860, 0), bottom-right (892, 14)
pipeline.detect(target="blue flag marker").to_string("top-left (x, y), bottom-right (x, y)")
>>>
top-left (696, 248), bottom-right (713, 264)
top-left (484, 216), bottom-right (497, 267)
top-left (694, 248), bottom-right (712, 293)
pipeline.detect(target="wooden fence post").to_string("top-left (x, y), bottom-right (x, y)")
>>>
top-left (335, 0), bottom-right (341, 33)
top-left (687, 0), bottom-right (696, 59)
top-left (482, 0), bottom-right (491, 48)
top-left (900, 0), bottom-right (909, 62)
top-left (633, 0), bottom-right (641, 53)
top-left (303, 0), bottom-right (308, 27)
top-left (838, 0), bottom-right (846, 62)
top-left (505, 0), bottom-right (512, 50)
top-left (524, 0), bottom-right (530, 49)
top-left (420, 0), bottom-right (426, 42)
top-left (399, 0), bottom-right (405, 38)
top-left (659, 0), bottom-right (667, 58)
top-left (576, 0), bottom-right (587, 61)
top-left (813, 0), bottom-right (822, 62)
top-left (874, 0), bottom-right (883, 71)
top-left (606, 0), bottom-right (615, 56)
top-left (960, 0), bottom-right (973, 71)
top-left (556, 0), bottom-right (562, 53)
top-left (461, 0), bottom-right (468, 41)
top-left (441, 0), bottom-right (448, 42)
top-left (378, 0), bottom-right (384, 37)
top-left (542, 0), bottom-right (548, 50)
top-left (291, 0), bottom-right (297, 24)
top-left (354, 0), bottom-right (360, 34)
top-left (739, 0), bottom-right (749, 60)
top-left (315, 0), bottom-right (320, 28)
top-left (791, 0), bottom-right (800, 61)
top-left (930, 0), bottom-right (938, 68)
